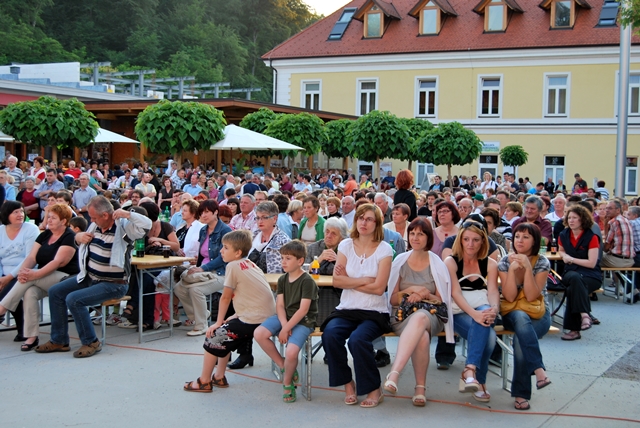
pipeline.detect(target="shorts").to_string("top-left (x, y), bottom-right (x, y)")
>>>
top-left (259, 315), bottom-right (314, 349)
top-left (203, 318), bottom-right (260, 358)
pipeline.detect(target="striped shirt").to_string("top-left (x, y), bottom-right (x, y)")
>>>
top-left (606, 215), bottom-right (635, 258)
top-left (87, 223), bottom-right (126, 281)
top-left (630, 217), bottom-right (640, 253)
top-left (6, 167), bottom-right (23, 189)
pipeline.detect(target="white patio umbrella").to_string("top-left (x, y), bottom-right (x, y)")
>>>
top-left (210, 124), bottom-right (303, 151)
top-left (93, 128), bottom-right (139, 143)
top-left (0, 131), bottom-right (13, 142)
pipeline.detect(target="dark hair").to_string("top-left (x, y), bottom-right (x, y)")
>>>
top-left (69, 216), bottom-right (88, 232)
top-left (280, 240), bottom-right (307, 260)
top-left (140, 201), bottom-right (160, 222)
top-left (480, 207), bottom-right (500, 230)
top-left (273, 194), bottom-right (290, 213)
top-left (597, 180), bottom-right (605, 187)
top-left (434, 200), bottom-right (460, 225)
top-left (0, 201), bottom-right (24, 225)
top-left (392, 203), bottom-right (411, 218)
top-left (563, 204), bottom-right (594, 230)
top-left (227, 197), bottom-right (240, 212)
top-left (303, 195), bottom-right (320, 210)
top-left (55, 191), bottom-right (73, 204)
top-left (512, 223), bottom-right (542, 256)
top-left (197, 199), bottom-right (219, 218)
top-left (34, 156), bottom-right (45, 167)
top-left (407, 217), bottom-right (434, 251)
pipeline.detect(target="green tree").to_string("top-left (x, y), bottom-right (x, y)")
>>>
top-left (0, 96), bottom-right (98, 149)
top-left (499, 145), bottom-right (529, 176)
top-left (239, 107), bottom-right (280, 158)
top-left (402, 117), bottom-right (433, 170)
top-left (135, 99), bottom-right (226, 155)
top-left (416, 121), bottom-right (483, 185)
top-left (620, 0), bottom-right (640, 30)
top-left (351, 111), bottom-right (412, 180)
top-left (264, 112), bottom-right (326, 171)
top-left (324, 119), bottom-right (354, 170)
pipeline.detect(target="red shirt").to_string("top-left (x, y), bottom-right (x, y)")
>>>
top-left (65, 168), bottom-right (82, 179)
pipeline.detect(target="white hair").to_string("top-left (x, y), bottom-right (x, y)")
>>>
top-left (324, 217), bottom-right (349, 238)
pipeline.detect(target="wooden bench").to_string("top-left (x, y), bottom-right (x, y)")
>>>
top-left (273, 324), bottom-right (559, 401)
top-left (99, 296), bottom-right (131, 346)
top-left (601, 267), bottom-right (640, 303)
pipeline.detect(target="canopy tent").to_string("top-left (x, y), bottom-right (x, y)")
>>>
top-left (0, 131), bottom-right (13, 142)
top-left (93, 128), bottom-right (139, 143)
top-left (210, 124), bottom-right (303, 151)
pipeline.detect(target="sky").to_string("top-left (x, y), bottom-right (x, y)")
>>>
top-left (303, 0), bottom-right (352, 16)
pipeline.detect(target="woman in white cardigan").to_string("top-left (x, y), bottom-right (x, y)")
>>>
top-left (383, 218), bottom-right (454, 406)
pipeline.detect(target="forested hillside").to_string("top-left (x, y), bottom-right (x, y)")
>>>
top-left (0, 0), bottom-right (319, 101)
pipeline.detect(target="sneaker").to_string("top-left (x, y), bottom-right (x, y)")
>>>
top-left (153, 321), bottom-right (162, 330)
top-left (106, 314), bottom-right (123, 326)
top-left (162, 318), bottom-right (182, 327)
top-left (92, 315), bottom-right (103, 326)
top-left (117, 319), bottom-right (138, 329)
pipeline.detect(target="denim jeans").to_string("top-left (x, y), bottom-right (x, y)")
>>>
top-left (323, 317), bottom-right (383, 396)
top-left (0, 278), bottom-right (22, 336)
top-left (502, 309), bottom-right (551, 399)
top-left (453, 304), bottom-right (496, 384)
top-left (49, 275), bottom-right (128, 346)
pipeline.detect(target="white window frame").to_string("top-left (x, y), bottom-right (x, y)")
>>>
top-left (414, 76), bottom-right (438, 118)
top-left (416, 162), bottom-right (436, 189)
top-left (629, 73), bottom-right (640, 116)
top-left (301, 80), bottom-right (322, 111)
top-left (626, 157), bottom-right (638, 195)
top-left (478, 154), bottom-right (499, 179)
top-left (477, 74), bottom-right (503, 118)
top-left (543, 155), bottom-right (565, 186)
top-left (356, 78), bottom-right (379, 116)
top-left (543, 73), bottom-right (570, 118)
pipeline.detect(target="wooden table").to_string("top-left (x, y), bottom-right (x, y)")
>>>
top-left (543, 251), bottom-right (562, 261)
top-left (264, 273), bottom-right (334, 290)
top-left (130, 255), bottom-right (195, 343)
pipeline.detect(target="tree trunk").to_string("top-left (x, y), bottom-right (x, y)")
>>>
top-left (376, 156), bottom-right (380, 181)
top-left (408, 160), bottom-right (413, 171)
top-left (342, 157), bottom-right (349, 171)
top-left (327, 154), bottom-right (330, 170)
top-left (447, 164), bottom-right (452, 188)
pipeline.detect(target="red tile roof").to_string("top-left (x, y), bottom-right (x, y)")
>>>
top-left (262, 0), bottom-right (635, 60)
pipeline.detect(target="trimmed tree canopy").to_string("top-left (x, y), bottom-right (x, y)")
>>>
top-left (264, 112), bottom-right (327, 159)
top-left (0, 95), bottom-right (98, 149)
top-left (324, 119), bottom-right (354, 159)
top-left (417, 121), bottom-right (483, 182)
top-left (499, 145), bottom-right (529, 168)
top-left (240, 107), bottom-right (278, 133)
top-left (135, 99), bottom-right (226, 154)
top-left (351, 110), bottom-right (412, 163)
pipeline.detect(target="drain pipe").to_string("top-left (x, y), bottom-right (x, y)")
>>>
top-left (269, 58), bottom-right (277, 104)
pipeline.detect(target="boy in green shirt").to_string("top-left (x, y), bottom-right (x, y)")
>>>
top-left (254, 240), bottom-right (319, 403)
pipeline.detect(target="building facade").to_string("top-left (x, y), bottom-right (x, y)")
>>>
top-left (264, 0), bottom-right (640, 193)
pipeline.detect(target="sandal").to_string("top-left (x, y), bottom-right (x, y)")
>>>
top-left (514, 399), bottom-right (530, 410)
top-left (590, 314), bottom-right (601, 325)
top-left (283, 383), bottom-right (297, 403)
top-left (35, 340), bottom-right (70, 353)
top-left (459, 365), bottom-right (480, 393)
top-left (581, 315), bottom-right (592, 331)
top-left (280, 367), bottom-right (299, 384)
top-left (360, 388), bottom-right (384, 408)
top-left (383, 370), bottom-right (400, 394)
top-left (561, 331), bottom-right (581, 341)
top-left (21, 338), bottom-right (39, 352)
top-left (344, 381), bottom-right (358, 405)
top-left (211, 375), bottom-right (229, 388)
top-left (536, 377), bottom-right (552, 390)
top-left (412, 385), bottom-right (426, 407)
top-left (73, 340), bottom-right (102, 358)
top-left (183, 377), bottom-right (213, 393)
top-left (472, 385), bottom-right (491, 403)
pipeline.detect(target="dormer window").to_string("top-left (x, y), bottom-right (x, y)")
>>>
top-left (409, 0), bottom-right (458, 35)
top-left (473, 0), bottom-right (523, 32)
top-left (367, 6), bottom-right (383, 37)
top-left (353, 0), bottom-right (402, 39)
top-left (538, 0), bottom-right (591, 29)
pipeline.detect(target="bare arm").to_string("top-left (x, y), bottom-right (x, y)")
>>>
top-left (332, 251), bottom-right (375, 289)
top-left (560, 244), bottom-right (598, 269)
top-left (279, 298), bottom-right (312, 344)
top-left (18, 245), bottom-right (75, 283)
top-left (353, 256), bottom-right (392, 296)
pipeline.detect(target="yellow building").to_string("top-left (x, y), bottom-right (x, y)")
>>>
top-left (264, 0), bottom-right (640, 194)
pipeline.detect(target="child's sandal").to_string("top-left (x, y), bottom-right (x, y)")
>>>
top-left (280, 367), bottom-right (299, 383)
top-left (283, 383), bottom-right (297, 403)
top-left (183, 377), bottom-right (213, 393)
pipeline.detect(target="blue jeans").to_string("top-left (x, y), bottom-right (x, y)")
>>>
top-left (323, 317), bottom-right (383, 396)
top-left (453, 305), bottom-right (496, 384)
top-left (502, 309), bottom-right (551, 399)
top-left (49, 275), bottom-right (128, 346)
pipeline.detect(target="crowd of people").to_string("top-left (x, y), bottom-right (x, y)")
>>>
top-left (0, 155), bottom-right (635, 410)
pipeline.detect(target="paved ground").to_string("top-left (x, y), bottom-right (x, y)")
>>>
top-left (2, 292), bottom-right (640, 428)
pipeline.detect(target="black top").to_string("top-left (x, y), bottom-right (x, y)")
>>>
top-left (453, 255), bottom-right (488, 291)
top-left (35, 227), bottom-right (79, 275)
top-left (417, 206), bottom-right (432, 217)
top-left (393, 189), bottom-right (417, 221)
top-left (559, 228), bottom-right (601, 280)
top-left (159, 188), bottom-right (173, 211)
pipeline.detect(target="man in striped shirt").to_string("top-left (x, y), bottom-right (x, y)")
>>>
top-left (602, 199), bottom-right (635, 269)
top-left (5, 155), bottom-right (23, 190)
top-left (35, 196), bottom-right (151, 358)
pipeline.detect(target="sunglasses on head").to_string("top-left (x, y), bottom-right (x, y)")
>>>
top-left (461, 220), bottom-right (485, 231)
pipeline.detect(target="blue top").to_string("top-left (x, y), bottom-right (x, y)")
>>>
top-left (4, 184), bottom-right (16, 201)
top-left (34, 179), bottom-right (65, 209)
top-left (183, 184), bottom-right (203, 196)
top-left (197, 221), bottom-right (232, 275)
top-left (277, 212), bottom-right (293, 239)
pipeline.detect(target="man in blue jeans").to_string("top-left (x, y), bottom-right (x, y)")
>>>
top-left (35, 196), bottom-right (151, 358)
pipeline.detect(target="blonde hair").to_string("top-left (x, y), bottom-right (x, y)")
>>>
top-left (350, 203), bottom-right (384, 242)
top-left (450, 222), bottom-right (489, 260)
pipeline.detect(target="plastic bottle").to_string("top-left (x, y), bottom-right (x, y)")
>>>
top-left (390, 240), bottom-right (397, 260)
top-left (134, 238), bottom-right (145, 258)
top-left (163, 206), bottom-right (170, 222)
top-left (310, 256), bottom-right (320, 279)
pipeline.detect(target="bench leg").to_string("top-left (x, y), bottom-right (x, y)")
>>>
top-left (301, 336), bottom-right (312, 401)
top-left (271, 336), bottom-right (284, 382)
top-left (101, 303), bottom-right (107, 347)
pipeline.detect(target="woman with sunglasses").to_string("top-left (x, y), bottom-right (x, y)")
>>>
top-left (497, 223), bottom-right (552, 410)
top-left (323, 203), bottom-right (393, 408)
top-left (384, 218), bottom-right (454, 406)
top-left (446, 219), bottom-right (499, 403)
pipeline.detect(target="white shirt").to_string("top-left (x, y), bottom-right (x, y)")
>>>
top-left (342, 210), bottom-right (355, 229)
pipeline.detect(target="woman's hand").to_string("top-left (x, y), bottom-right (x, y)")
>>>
top-left (148, 237), bottom-right (163, 246)
top-left (206, 321), bottom-right (222, 338)
top-left (319, 248), bottom-right (337, 263)
top-left (177, 249), bottom-right (185, 257)
top-left (562, 254), bottom-right (573, 264)
top-left (406, 292), bottom-right (423, 303)
top-left (0, 276), bottom-right (12, 290)
top-left (187, 266), bottom-right (203, 275)
top-left (17, 268), bottom-right (37, 283)
top-left (473, 308), bottom-right (496, 326)
top-left (508, 253), bottom-right (530, 270)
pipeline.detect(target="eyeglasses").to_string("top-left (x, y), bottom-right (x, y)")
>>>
top-left (461, 220), bottom-right (485, 231)
top-left (357, 216), bottom-right (377, 224)
top-left (256, 215), bottom-right (275, 221)
top-left (437, 209), bottom-right (451, 214)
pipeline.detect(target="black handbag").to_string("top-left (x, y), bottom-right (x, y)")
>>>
top-left (248, 248), bottom-right (268, 273)
top-left (395, 295), bottom-right (449, 324)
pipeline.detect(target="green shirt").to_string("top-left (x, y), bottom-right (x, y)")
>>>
top-left (276, 272), bottom-right (319, 329)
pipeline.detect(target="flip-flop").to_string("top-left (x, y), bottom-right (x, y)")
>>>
top-left (514, 399), bottom-right (530, 410)
top-left (536, 378), bottom-right (552, 390)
